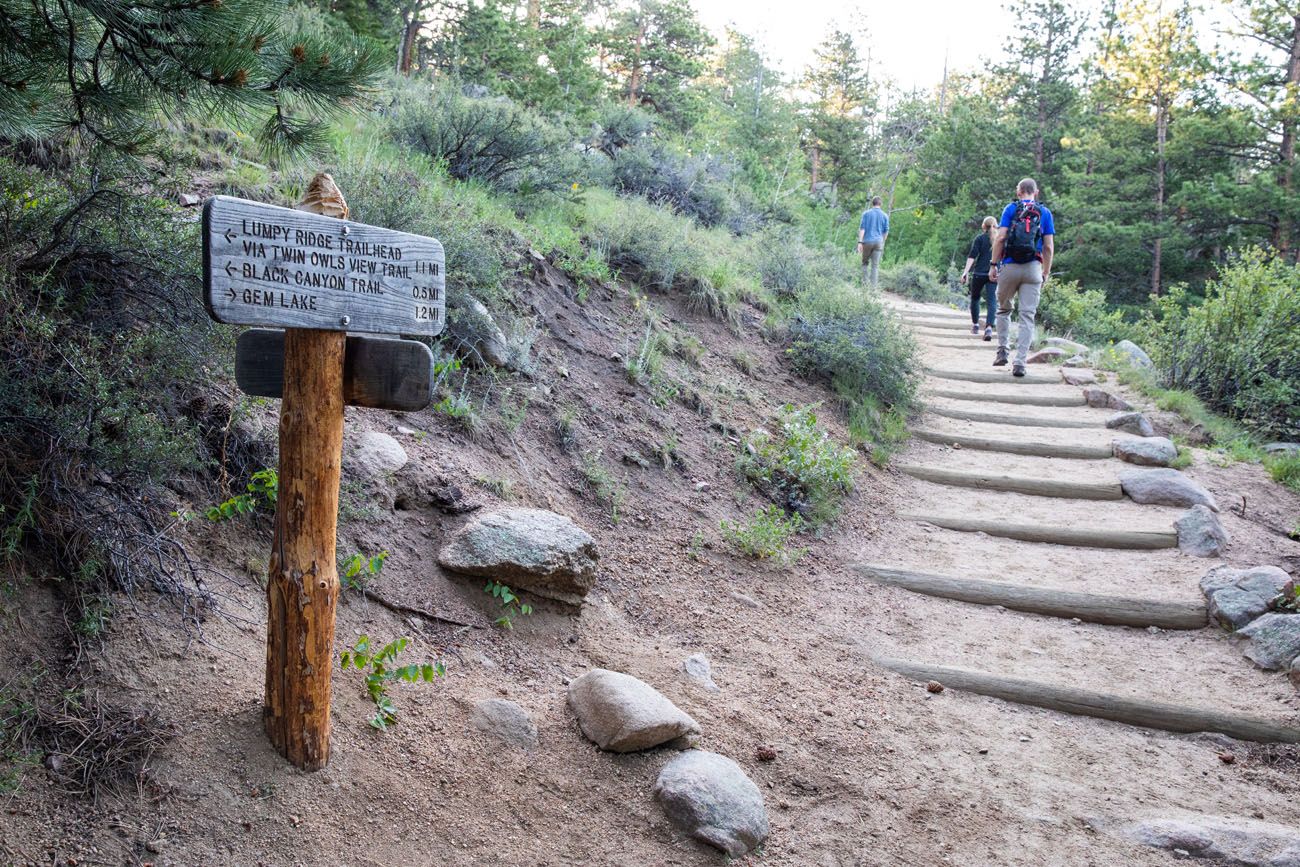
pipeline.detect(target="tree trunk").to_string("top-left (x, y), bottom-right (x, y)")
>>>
top-left (809, 145), bottom-right (820, 192)
top-left (263, 175), bottom-right (349, 771)
top-left (1035, 17), bottom-right (1055, 174)
top-left (1152, 96), bottom-right (1167, 296)
top-left (398, 12), bottom-right (420, 74)
top-left (1274, 11), bottom-right (1300, 259)
top-left (626, 23), bottom-right (646, 106)
top-left (527, 0), bottom-right (540, 28)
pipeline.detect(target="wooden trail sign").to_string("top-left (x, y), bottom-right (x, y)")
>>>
top-left (203, 194), bottom-right (446, 336)
top-left (235, 328), bottom-right (434, 412)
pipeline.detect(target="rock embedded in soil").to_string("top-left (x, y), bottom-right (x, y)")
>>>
top-left (1112, 436), bottom-right (1178, 467)
top-left (1106, 411), bottom-right (1155, 437)
top-left (567, 668), bottom-right (699, 752)
top-left (1120, 468), bottom-right (1218, 511)
top-left (653, 750), bottom-right (769, 857)
top-left (683, 654), bottom-right (720, 693)
top-left (1113, 339), bottom-right (1154, 370)
top-left (1125, 815), bottom-right (1300, 865)
top-left (1234, 613), bottom-right (1300, 670)
top-left (1044, 337), bottom-right (1089, 355)
top-left (438, 507), bottom-right (598, 604)
top-left (1175, 505), bottom-right (1228, 557)
top-left (1200, 565), bottom-right (1292, 630)
top-left (447, 295), bottom-right (514, 369)
top-left (1026, 347), bottom-right (1065, 364)
top-left (470, 698), bottom-right (538, 749)
top-left (1061, 368), bottom-right (1097, 386)
top-left (344, 431), bottom-right (408, 480)
top-left (1062, 354), bottom-right (1087, 367)
top-left (1263, 442), bottom-right (1300, 455)
top-left (1083, 387), bottom-right (1112, 408)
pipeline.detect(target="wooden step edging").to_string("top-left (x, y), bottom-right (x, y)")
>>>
top-left (856, 564), bottom-right (1206, 629)
top-left (873, 656), bottom-right (1300, 744)
top-left (901, 513), bottom-right (1178, 550)
top-left (922, 341), bottom-right (1009, 351)
top-left (925, 368), bottom-right (1060, 385)
top-left (926, 388), bottom-right (1085, 408)
top-left (897, 465), bottom-right (1122, 500)
top-left (911, 427), bottom-right (1114, 460)
top-left (901, 317), bottom-right (972, 331)
top-left (925, 405), bottom-right (1101, 430)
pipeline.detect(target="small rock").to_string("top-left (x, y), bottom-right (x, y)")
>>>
top-left (1044, 337), bottom-right (1089, 355)
top-left (1026, 347), bottom-right (1065, 364)
top-left (683, 653), bottom-right (720, 693)
top-left (1108, 394), bottom-right (1134, 411)
top-left (448, 295), bottom-right (516, 369)
top-left (439, 508), bottom-right (598, 604)
top-left (344, 430), bottom-right (408, 479)
top-left (1083, 387), bottom-right (1114, 409)
top-left (1062, 368), bottom-right (1098, 386)
top-left (567, 669), bottom-right (699, 752)
top-left (1200, 565), bottom-right (1291, 630)
top-left (925, 681), bottom-right (944, 694)
top-left (470, 698), bottom-right (538, 749)
top-left (694, 481), bottom-right (711, 492)
top-left (1112, 436), bottom-right (1178, 467)
top-left (654, 750), bottom-right (770, 857)
top-left (1235, 613), bottom-right (1300, 670)
top-left (728, 592), bottom-right (760, 609)
top-left (754, 746), bottom-right (777, 762)
top-left (1263, 442), bottom-right (1300, 455)
top-left (621, 452), bottom-right (651, 469)
top-left (609, 352), bottom-right (623, 363)
top-left (178, 192), bottom-right (202, 207)
top-left (1114, 339), bottom-right (1154, 370)
top-left (1120, 468), bottom-right (1218, 511)
top-left (1061, 354), bottom-right (1087, 367)
top-left (1175, 505), bottom-right (1229, 558)
top-left (1106, 411), bottom-right (1155, 437)
top-left (1218, 752), bottom-right (1236, 764)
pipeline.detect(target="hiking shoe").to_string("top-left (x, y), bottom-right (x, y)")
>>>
top-left (983, 326), bottom-right (993, 341)
top-left (993, 348), bottom-right (1009, 367)
top-left (1013, 363), bottom-right (1026, 378)
top-left (971, 324), bottom-right (979, 335)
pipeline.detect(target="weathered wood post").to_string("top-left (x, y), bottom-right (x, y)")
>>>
top-left (262, 173), bottom-right (349, 770)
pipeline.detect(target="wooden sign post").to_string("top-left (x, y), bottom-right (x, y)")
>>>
top-left (202, 175), bottom-right (445, 770)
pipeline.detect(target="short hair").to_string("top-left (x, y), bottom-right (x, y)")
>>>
top-left (1017, 178), bottom-right (1038, 196)
top-left (871, 196), bottom-right (882, 206)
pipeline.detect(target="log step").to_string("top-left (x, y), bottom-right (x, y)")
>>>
top-left (901, 317), bottom-right (972, 330)
top-left (856, 564), bottom-right (1206, 629)
top-left (911, 427), bottom-right (1114, 460)
top-left (897, 465), bottom-right (1122, 500)
top-left (921, 341), bottom-right (1010, 351)
top-left (926, 388), bottom-right (1085, 408)
top-left (925, 405), bottom-right (1100, 429)
top-left (901, 513), bottom-right (1178, 550)
top-left (925, 368), bottom-right (1059, 385)
top-left (874, 656), bottom-right (1300, 744)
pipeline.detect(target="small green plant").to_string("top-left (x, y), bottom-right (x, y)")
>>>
top-left (473, 475), bottom-right (515, 499)
top-left (625, 324), bottom-right (665, 384)
top-left (499, 388), bottom-right (529, 435)
top-left (206, 468), bottom-right (278, 521)
top-left (686, 531), bottom-right (705, 561)
top-left (484, 581), bottom-right (534, 628)
top-left (1266, 452), bottom-right (1300, 493)
top-left (555, 405), bottom-right (579, 450)
top-left (721, 505), bottom-right (805, 564)
top-left (340, 550), bottom-right (388, 593)
top-left (1169, 446), bottom-right (1194, 470)
top-left (339, 635), bottom-right (444, 731)
top-left (736, 405), bottom-right (856, 526)
top-left (731, 350), bottom-right (758, 376)
top-left (580, 451), bottom-right (627, 521)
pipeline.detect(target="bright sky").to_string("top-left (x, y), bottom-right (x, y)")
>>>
top-left (691, 0), bottom-right (1229, 92)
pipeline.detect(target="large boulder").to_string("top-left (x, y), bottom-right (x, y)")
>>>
top-left (1234, 612), bottom-right (1300, 670)
top-left (1175, 505), bottom-right (1228, 557)
top-left (1112, 436), bottom-right (1178, 467)
top-left (1120, 468), bottom-right (1218, 511)
top-left (438, 508), bottom-right (598, 604)
top-left (344, 431), bottom-right (408, 480)
top-left (1125, 815), bottom-right (1300, 866)
top-left (567, 669), bottom-right (699, 752)
top-left (1106, 411), bottom-right (1155, 437)
top-left (1113, 339), bottom-right (1154, 370)
top-left (470, 698), bottom-right (538, 749)
top-left (1200, 565), bottom-right (1291, 630)
top-left (654, 750), bottom-right (769, 857)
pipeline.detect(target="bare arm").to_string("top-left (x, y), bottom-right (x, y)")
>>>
top-left (1041, 235), bottom-right (1054, 280)
top-left (990, 227), bottom-right (1008, 272)
top-left (961, 256), bottom-right (975, 281)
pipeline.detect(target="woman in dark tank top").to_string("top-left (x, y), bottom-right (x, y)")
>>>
top-left (960, 216), bottom-right (998, 340)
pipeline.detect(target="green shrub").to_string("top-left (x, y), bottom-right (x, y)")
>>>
top-left (736, 405), bottom-right (856, 526)
top-left (1139, 249), bottom-right (1300, 439)
top-left (880, 262), bottom-right (947, 302)
top-left (1267, 453), bottom-right (1300, 493)
top-left (1037, 278), bottom-right (1131, 346)
top-left (720, 505), bottom-right (805, 563)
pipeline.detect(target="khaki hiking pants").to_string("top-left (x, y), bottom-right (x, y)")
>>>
top-left (996, 261), bottom-right (1042, 366)
top-left (861, 242), bottom-right (883, 288)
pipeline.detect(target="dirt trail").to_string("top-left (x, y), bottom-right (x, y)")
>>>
top-left (842, 294), bottom-right (1300, 862)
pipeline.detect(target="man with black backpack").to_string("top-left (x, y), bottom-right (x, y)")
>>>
top-left (989, 178), bottom-right (1055, 377)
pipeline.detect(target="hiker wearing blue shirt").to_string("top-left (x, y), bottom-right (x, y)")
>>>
top-left (857, 196), bottom-right (889, 288)
top-left (989, 178), bottom-right (1055, 377)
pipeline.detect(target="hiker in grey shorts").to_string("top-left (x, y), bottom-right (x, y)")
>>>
top-left (989, 178), bottom-right (1056, 377)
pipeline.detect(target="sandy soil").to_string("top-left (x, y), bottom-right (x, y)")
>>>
top-left (3, 281), bottom-right (1300, 867)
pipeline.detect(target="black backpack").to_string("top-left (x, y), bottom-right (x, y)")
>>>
top-left (1005, 201), bottom-right (1042, 264)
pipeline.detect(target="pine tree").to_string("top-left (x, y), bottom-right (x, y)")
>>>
top-left (601, 0), bottom-right (714, 131)
top-left (802, 27), bottom-right (875, 203)
top-left (0, 0), bottom-right (385, 154)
